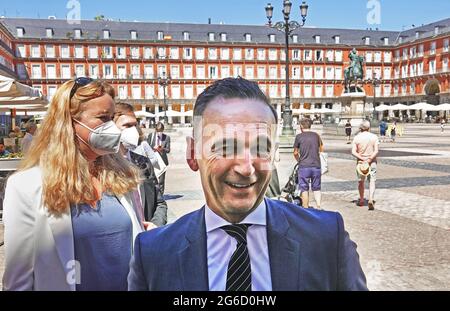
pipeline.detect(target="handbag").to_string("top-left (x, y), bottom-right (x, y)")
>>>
top-left (320, 152), bottom-right (328, 175)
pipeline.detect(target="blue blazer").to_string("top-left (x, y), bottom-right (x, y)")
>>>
top-left (128, 198), bottom-right (368, 291)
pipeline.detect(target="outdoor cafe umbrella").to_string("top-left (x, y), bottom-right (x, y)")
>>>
top-left (134, 110), bottom-right (155, 118)
top-left (375, 104), bottom-right (390, 112)
top-left (388, 103), bottom-right (410, 110)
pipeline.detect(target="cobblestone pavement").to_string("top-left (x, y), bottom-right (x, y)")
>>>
top-left (1, 124), bottom-right (449, 290)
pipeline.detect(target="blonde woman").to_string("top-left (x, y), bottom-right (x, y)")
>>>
top-left (2, 78), bottom-right (144, 291)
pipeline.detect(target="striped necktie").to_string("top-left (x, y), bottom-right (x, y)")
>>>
top-left (221, 224), bottom-right (252, 291)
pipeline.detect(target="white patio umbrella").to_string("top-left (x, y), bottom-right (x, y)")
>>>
top-left (436, 103), bottom-right (450, 111)
top-left (409, 102), bottom-right (436, 111)
top-left (156, 110), bottom-right (189, 117)
top-left (375, 104), bottom-right (390, 112)
top-left (134, 110), bottom-right (155, 118)
top-left (388, 103), bottom-right (410, 110)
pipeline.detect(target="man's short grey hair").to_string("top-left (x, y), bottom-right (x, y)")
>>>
top-left (359, 120), bottom-right (371, 131)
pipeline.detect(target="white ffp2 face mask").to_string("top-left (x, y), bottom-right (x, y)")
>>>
top-left (120, 126), bottom-right (140, 150)
top-left (73, 119), bottom-right (122, 155)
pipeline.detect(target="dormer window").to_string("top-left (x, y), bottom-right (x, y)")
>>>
top-left (383, 37), bottom-right (389, 46)
top-left (157, 31), bottom-right (164, 40)
top-left (292, 34), bottom-right (298, 43)
top-left (221, 33), bottom-right (227, 41)
top-left (74, 29), bottom-right (82, 39)
top-left (434, 26), bottom-right (440, 35)
top-left (269, 34), bottom-right (276, 43)
top-left (16, 27), bottom-right (24, 37)
top-left (131, 30), bottom-right (137, 40)
top-left (364, 36), bottom-right (371, 45)
top-left (334, 35), bottom-right (340, 44)
top-left (103, 30), bottom-right (110, 39)
top-left (415, 31), bottom-right (420, 39)
top-left (208, 32), bottom-right (215, 41)
top-left (399, 37), bottom-right (403, 44)
top-left (46, 28), bottom-right (54, 38)
top-left (245, 33), bottom-right (252, 42)
top-left (314, 35), bottom-right (320, 44)
top-left (183, 31), bottom-right (190, 40)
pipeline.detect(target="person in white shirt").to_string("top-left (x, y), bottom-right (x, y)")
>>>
top-left (21, 122), bottom-right (37, 156)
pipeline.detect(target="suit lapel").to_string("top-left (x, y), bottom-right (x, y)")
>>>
top-left (265, 198), bottom-right (302, 291)
top-left (177, 207), bottom-right (209, 290)
top-left (47, 209), bottom-right (76, 291)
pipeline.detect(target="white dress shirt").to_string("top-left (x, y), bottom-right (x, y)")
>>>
top-left (205, 200), bottom-right (272, 291)
top-left (21, 132), bottom-right (33, 155)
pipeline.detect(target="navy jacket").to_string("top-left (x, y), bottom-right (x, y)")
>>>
top-left (128, 198), bottom-right (368, 291)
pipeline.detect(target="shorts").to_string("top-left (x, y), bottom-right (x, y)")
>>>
top-left (345, 128), bottom-right (352, 136)
top-left (356, 162), bottom-right (377, 181)
top-left (298, 167), bottom-right (321, 192)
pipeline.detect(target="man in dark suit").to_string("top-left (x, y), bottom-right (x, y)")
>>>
top-left (147, 122), bottom-right (170, 194)
top-left (128, 77), bottom-right (367, 291)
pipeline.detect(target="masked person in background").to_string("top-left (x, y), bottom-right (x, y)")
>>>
top-left (114, 102), bottom-right (167, 228)
top-left (2, 78), bottom-right (144, 291)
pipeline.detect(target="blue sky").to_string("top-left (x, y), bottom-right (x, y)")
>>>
top-left (1, 0), bottom-right (449, 31)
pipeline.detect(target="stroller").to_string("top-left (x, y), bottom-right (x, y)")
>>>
top-left (281, 163), bottom-right (302, 206)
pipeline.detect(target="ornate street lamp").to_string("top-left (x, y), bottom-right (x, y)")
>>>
top-left (265, 1), bottom-right (308, 136)
top-left (157, 71), bottom-right (171, 126)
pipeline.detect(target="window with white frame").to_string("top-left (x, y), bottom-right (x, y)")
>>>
top-left (384, 37), bottom-right (389, 46)
top-left (374, 67), bottom-right (381, 79)
top-left (131, 65), bottom-right (140, 78)
top-left (171, 65), bottom-right (180, 79)
top-left (315, 85), bottom-right (323, 97)
top-left (75, 65), bottom-right (84, 77)
top-left (103, 65), bottom-right (112, 79)
top-left (74, 29), bottom-right (81, 39)
top-left (89, 46), bottom-right (98, 58)
top-left (280, 68), bottom-right (286, 79)
top-left (402, 48), bottom-right (408, 60)
top-left (183, 47), bottom-right (192, 59)
top-left (257, 66), bottom-right (266, 79)
top-left (269, 66), bottom-right (277, 79)
top-left (183, 65), bottom-right (192, 79)
top-left (144, 65), bottom-right (153, 79)
top-left (145, 85), bottom-right (154, 99)
top-left (410, 47), bottom-right (417, 58)
top-left (74, 45), bottom-right (84, 58)
top-left (257, 48), bottom-right (266, 60)
top-left (444, 39), bottom-right (449, 52)
top-left (269, 34), bottom-right (276, 43)
top-left (132, 85), bottom-right (141, 99)
top-left (394, 84), bottom-right (399, 95)
top-left (383, 84), bottom-right (391, 96)
top-left (233, 48), bottom-right (242, 60)
top-left (144, 47), bottom-right (153, 59)
top-left (103, 30), bottom-right (110, 39)
top-left (61, 64), bottom-right (71, 79)
top-left (364, 37), bottom-right (371, 45)
top-left (157, 47), bottom-right (166, 59)
top-left (417, 62), bottom-right (423, 75)
top-left (208, 48), bottom-right (217, 60)
top-left (383, 67), bottom-right (391, 79)
top-left (429, 59), bottom-right (436, 74)
top-left (418, 44), bottom-right (424, 56)
top-left (245, 48), bottom-right (254, 60)
top-left (245, 66), bottom-right (254, 79)
top-left (157, 31), bottom-right (164, 40)
top-left (334, 36), bottom-right (340, 44)
top-left (221, 66), bottom-right (230, 78)
top-left (117, 46), bottom-right (126, 59)
top-left (171, 85), bottom-right (180, 99)
top-left (410, 82), bottom-right (415, 94)
top-left (131, 47), bottom-right (140, 59)
top-left (197, 65), bottom-right (205, 79)
top-left (384, 51), bottom-right (391, 63)
top-left (292, 85), bottom-right (301, 98)
top-left (31, 65), bottom-right (41, 78)
top-left (196, 48), bottom-right (205, 60)
top-left (183, 32), bottom-right (190, 41)
top-left (335, 50), bottom-right (343, 62)
top-left (410, 64), bottom-right (416, 77)
top-left (221, 33), bottom-right (227, 42)
top-left (304, 49), bottom-right (312, 61)
top-left (325, 50), bottom-right (333, 62)
top-left (314, 35), bottom-right (321, 44)
top-left (394, 67), bottom-right (400, 79)
top-left (221, 48), bottom-right (230, 60)
top-left (268, 49), bottom-right (277, 60)
top-left (118, 86), bottom-right (127, 99)
top-left (46, 45), bottom-right (55, 58)
top-left (208, 33), bottom-right (215, 41)
top-left (46, 64), bottom-right (56, 78)
top-left (366, 67), bottom-right (373, 80)
top-left (31, 45), bottom-right (40, 58)
top-left (326, 85), bottom-right (334, 97)
top-left (430, 42), bottom-right (436, 55)
top-left (335, 67), bottom-right (342, 79)
top-left (131, 31), bottom-right (137, 40)
top-left (366, 52), bottom-right (373, 62)
top-left (90, 65), bottom-right (99, 79)
top-left (292, 49), bottom-right (301, 60)
top-left (401, 65), bottom-right (408, 78)
top-left (375, 85), bottom-right (381, 97)
top-left (184, 85), bottom-right (193, 99)
top-left (269, 85), bottom-right (278, 98)
top-left (401, 83), bottom-right (407, 95)
top-left (103, 46), bottom-right (112, 58)
top-left (304, 85), bottom-right (312, 98)
top-left (443, 58), bottom-right (448, 71)
top-left (16, 27), bottom-right (24, 37)
top-left (315, 67), bottom-right (323, 79)
top-left (303, 66), bottom-right (312, 79)
top-left (158, 85), bottom-right (165, 99)
top-left (280, 50), bottom-right (286, 61)
top-left (315, 50), bottom-right (323, 61)
top-left (157, 65), bottom-right (167, 77)
top-left (46, 28), bottom-right (53, 38)
top-left (197, 85), bottom-right (206, 97)
top-left (170, 47), bottom-right (178, 59)
top-left (47, 86), bottom-right (57, 101)
top-left (374, 51), bottom-right (381, 62)
top-left (292, 35), bottom-right (298, 43)
top-left (292, 67), bottom-right (300, 79)
top-left (280, 85), bottom-right (286, 98)
top-left (245, 33), bottom-right (252, 42)
top-left (326, 67), bottom-right (334, 79)
top-left (233, 66), bottom-right (242, 77)
top-left (118, 65), bottom-right (127, 79)
top-left (16, 44), bottom-right (26, 57)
